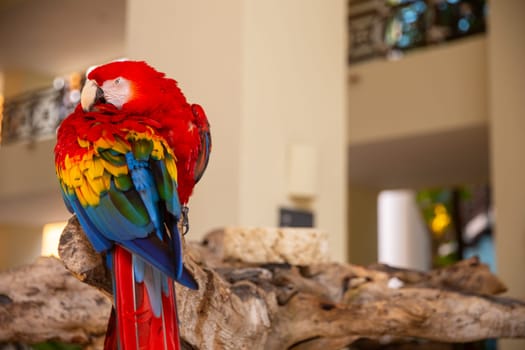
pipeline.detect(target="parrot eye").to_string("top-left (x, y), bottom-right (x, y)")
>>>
top-left (100, 76), bottom-right (131, 109)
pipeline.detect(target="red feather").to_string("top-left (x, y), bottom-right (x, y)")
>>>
top-left (56, 61), bottom-right (206, 204)
top-left (112, 246), bottom-right (180, 350)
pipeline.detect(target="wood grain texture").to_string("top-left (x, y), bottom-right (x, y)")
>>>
top-left (0, 217), bottom-right (523, 349)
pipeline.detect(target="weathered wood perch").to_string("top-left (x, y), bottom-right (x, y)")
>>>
top-left (1, 216), bottom-right (524, 349)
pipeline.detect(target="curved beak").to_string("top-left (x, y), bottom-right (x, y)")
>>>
top-left (80, 79), bottom-right (105, 112)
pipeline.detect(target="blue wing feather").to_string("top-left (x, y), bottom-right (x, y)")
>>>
top-left (86, 195), bottom-right (153, 241)
top-left (123, 235), bottom-right (175, 279)
top-left (166, 214), bottom-right (183, 280)
top-left (67, 196), bottom-right (113, 252)
top-left (153, 159), bottom-right (181, 217)
top-left (60, 189), bottom-right (74, 214)
top-left (125, 152), bottom-right (163, 237)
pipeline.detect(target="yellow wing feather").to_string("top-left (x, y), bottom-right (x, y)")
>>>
top-left (58, 127), bottom-right (177, 209)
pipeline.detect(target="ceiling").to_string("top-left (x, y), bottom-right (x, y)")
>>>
top-left (0, 0), bottom-right (126, 75)
top-left (348, 124), bottom-right (490, 190)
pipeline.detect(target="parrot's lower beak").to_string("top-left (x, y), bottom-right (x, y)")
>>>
top-left (81, 79), bottom-right (105, 112)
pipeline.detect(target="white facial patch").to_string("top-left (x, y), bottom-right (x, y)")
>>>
top-left (101, 77), bottom-right (132, 109)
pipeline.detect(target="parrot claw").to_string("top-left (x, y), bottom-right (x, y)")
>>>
top-left (181, 206), bottom-right (190, 235)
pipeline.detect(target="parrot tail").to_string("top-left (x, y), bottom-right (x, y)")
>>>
top-left (104, 245), bottom-right (181, 350)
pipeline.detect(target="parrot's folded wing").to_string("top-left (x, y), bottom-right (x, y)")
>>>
top-left (56, 128), bottom-right (192, 283)
top-left (191, 104), bottom-right (212, 184)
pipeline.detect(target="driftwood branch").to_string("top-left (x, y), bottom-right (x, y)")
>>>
top-left (0, 256), bottom-right (110, 346)
top-left (1, 216), bottom-right (524, 349)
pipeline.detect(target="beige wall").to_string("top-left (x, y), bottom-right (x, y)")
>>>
top-left (0, 140), bottom-right (69, 269)
top-left (239, 0), bottom-right (347, 261)
top-left (0, 140), bottom-right (58, 199)
top-left (127, 0), bottom-right (348, 261)
top-left (489, 1), bottom-right (525, 299)
top-left (348, 36), bottom-right (488, 145)
top-left (2, 69), bottom-right (53, 98)
top-left (488, 2), bottom-right (525, 349)
top-left (0, 224), bottom-right (42, 271)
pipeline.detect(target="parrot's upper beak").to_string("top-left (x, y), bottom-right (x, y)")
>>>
top-left (80, 79), bottom-right (105, 112)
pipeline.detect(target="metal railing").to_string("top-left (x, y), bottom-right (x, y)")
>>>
top-left (0, 79), bottom-right (81, 145)
top-left (348, 0), bottom-right (487, 64)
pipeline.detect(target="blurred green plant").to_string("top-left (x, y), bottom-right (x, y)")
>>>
top-left (416, 187), bottom-right (471, 267)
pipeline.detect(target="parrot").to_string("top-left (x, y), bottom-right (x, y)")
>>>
top-left (54, 60), bottom-right (211, 349)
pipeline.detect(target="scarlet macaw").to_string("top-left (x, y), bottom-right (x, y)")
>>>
top-left (54, 60), bottom-right (211, 349)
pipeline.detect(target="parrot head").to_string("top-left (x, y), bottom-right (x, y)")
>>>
top-left (81, 60), bottom-right (185, 113)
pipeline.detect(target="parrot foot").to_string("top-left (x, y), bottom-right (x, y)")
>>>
top-left (181, 206), bottom-right (190, 235)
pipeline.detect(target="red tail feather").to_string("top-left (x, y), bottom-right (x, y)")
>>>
top-left (105, 246), bottom-right (181, 350)
top-left (104, 309), bottom-right (118, 350)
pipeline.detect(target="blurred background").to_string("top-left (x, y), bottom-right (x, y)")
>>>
top-left (0, 0), bottom-right (523, 348)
